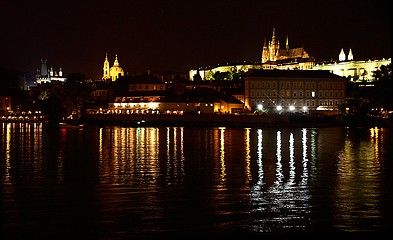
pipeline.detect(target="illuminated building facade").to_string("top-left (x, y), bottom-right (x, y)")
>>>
top-left (261, 28), bottom-right (310, 63)
top-left (102, 54), bottom-right (125, 81)
top-left (244, 70), bottom-right (346, 113)
top-left (189, 28), bottom-right (315, 80)
top-left (312, 49), bottom-right (391, 81)
top-left (35, 58), bottom-right (66, 84)
top-left (100, 74), bottom-right (244, 114)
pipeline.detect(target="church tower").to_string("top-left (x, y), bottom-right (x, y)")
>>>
top-left (347, 49), bottom-right (353, 61)
top-left (269, 28), bottom-right (279, 61)
top-left (285, 35), bottom-right (289, 51)
top-left (339, 48), bottom-right (346, 61)
top-left (102, 53), bottom-right (111, 81)
top-left (41, 58), bottom-right (48, 77)
top-left (261, 38), bottom-right (269, 63)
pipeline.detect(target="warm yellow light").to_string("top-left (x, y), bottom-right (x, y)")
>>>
top-left (148, 102), bottom-right (159, 109)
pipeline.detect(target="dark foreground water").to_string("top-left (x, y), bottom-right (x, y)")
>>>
top-left (1, 123), bottom-right (392, 239)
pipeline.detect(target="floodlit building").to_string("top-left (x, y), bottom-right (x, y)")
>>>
top-left (102, 54), bottom-right (125, 81)
top-left (103, 74), bottom-right (244, 115)
top-left (312, 49), bottom-right (391, 82)
top-left (261, 28), bottom-right (311, 63)
top-left (189, 28), bottom-right (315, 80)
top-left (35, 58), bottom-right (66, 84)
top-left (244, 70), bottom-right (346, 114)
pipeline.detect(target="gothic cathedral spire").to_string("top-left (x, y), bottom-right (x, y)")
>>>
top-left (261, 37), bottom-right (269, 63)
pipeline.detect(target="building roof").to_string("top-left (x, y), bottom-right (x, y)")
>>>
top-left (131, 73), bottom-right (165, 84)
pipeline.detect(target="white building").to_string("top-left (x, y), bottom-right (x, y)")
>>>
top-left (312, 49), bottom-right (391, 82)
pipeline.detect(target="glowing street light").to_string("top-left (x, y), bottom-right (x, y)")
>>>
top-left (289, 105), bottom-right (295, 111)
top-left (276, 105), bottom-right (282, 111)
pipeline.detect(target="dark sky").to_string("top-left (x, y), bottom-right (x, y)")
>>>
top-left (1, 0), bottom-right (391, 80)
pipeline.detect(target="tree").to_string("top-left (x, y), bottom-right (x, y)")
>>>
top-left (372, 63), bottom-right (392, 109)
top-left (64, 73), bottom-right (92, 120)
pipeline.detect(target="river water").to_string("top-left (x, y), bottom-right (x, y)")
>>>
top-left (1, 123), bottom-right (392, 239)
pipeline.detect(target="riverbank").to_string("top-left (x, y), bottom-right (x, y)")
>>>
top-left (83, 113), bottom-right (347, 128)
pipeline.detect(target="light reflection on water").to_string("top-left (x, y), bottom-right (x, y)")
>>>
top-left (1, 123), bottom-right (391, 238)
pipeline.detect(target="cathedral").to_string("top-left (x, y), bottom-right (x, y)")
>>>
top-left (261, 28), bottom-right (311, 63)
top-left (102, 54), bottom-right (124, 81)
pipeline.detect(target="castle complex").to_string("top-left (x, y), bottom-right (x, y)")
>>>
top-left (189, 28), bottom-right (315, 80)
top-left (189, 28), bottom-right (390, 82)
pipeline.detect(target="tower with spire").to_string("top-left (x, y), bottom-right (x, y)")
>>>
top-left (347, 49), bottom-right (353, 61)
top-left (102, 53), bottom-right (111, 80)
top-left (261, 28), bottom-right (310, 63)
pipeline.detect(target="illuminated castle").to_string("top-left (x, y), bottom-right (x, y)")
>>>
top-left (261, 28), bottom-right (310, 63)
top-left (189, 28), bottom-right (315, 80)
top-left (102, 54), bottom-right (124, 81)
top-left (313, 49), bottom-right (391, 81)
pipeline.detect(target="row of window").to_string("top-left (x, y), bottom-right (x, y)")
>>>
top-left (129, 84), bottom-right (165, 91)
top-left (249, 81), bottom-right (345, 89)
top-left (251, 99), bottom-right (344, 107)
top-left (250, 90), bottom-right (344, 98)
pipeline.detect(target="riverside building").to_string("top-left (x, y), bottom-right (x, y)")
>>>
top-left (244, 70), bottom-right (346, 114)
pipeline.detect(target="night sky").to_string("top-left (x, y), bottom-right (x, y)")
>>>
top-left (1, 0), bottom-right (391, 80)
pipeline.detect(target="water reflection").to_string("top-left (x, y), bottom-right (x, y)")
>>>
top-left (334, 127), bottom-right (385, 231)
top-left (249, 128), bottom-right (312, 232)
top-left (1, 122), bottom-right (44, 182)
top-left (1, 124), bottom-right (390, 237)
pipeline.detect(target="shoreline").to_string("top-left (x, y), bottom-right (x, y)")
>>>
top-left (83, 113), bottom-right (346, 128)
top-left (2, 113), bottom-right (391, 128)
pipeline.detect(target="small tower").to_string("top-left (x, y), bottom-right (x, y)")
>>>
top-left (261, 38), bottom-right (269, 63)
top-left (285, 35), bottom-right (289, 51)
top-left (113, 54), bottom-right (120, 67)
top-left (102, 53), bottom-right (110, 80)
top-left (347, 49), bottom-right (353, 61)
top-left (339, 48), bottom-right (346, 61)
top-left (50, 66), bottom-right (54, 77)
